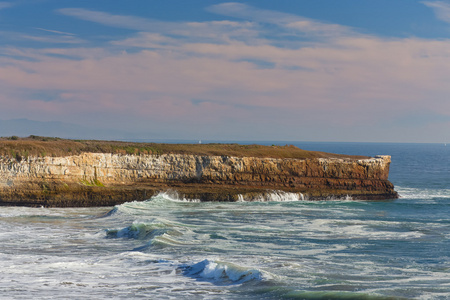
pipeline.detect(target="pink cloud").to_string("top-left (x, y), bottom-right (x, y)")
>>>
top-left (2, 5), bottom-right (450, 141)
top-left (2, 34), bottom-right (450, 128)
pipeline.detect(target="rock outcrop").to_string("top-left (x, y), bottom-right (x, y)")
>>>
top-left (0, 152), bottom-right (397, 207)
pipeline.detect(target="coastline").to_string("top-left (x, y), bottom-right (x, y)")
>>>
top-left (0, 137), bottom-right (398, 207)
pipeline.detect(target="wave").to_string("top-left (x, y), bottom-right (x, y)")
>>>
top-left (105, 219), bottom-right (192, 251)
top-left (149, 233), bottom-right (190, 249)
top-left (103, 191), bottom-right (200, 217)
top-left (276, 290), bottom-right (402, 300)
top-left (105, 191), bottom-right (364, 215)
top-left (106, 221), bottom-right (174, 240)
top-left (237, 190), bottom-right (305, 202)
top-left (396, 186), bottom-right (450, 200)
top-left (153, 190), bottom-right (201, 203)
top-left (180, 259), bottom-right (266, 285)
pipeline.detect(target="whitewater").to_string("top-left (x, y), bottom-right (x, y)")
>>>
top-left (0, 142), bottom-right (448, 299)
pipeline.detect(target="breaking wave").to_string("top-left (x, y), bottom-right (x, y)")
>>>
top-left (396, 186), bottom-right (450, 200)
top-left (237, 191), bottom-right (305, 202)
top-left (105, 191), bottom-right (361, 213)
top-left (180, 259), bottom-right (266, 285)
top-left (104, 191), bottom-right (201, 216)
top-left (106, 221), bottom-right (173, 240)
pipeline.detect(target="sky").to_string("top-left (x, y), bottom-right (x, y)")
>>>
top-left (1, 0), bottom-right (450, 143)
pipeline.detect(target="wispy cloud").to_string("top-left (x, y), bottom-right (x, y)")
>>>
top-left (0, 28), bottom-right (84, 46)
top-left (59, 7), bottom-right (257, 45)
top-left (35, 28), bottom-right (76, 36)
top-left (423, 1), bottom-right (450, 23)
top-left (0, 2), bottom-right (12, 10)
top-left (207, 2), bottom-right (354, 37)
top-left (20, 34), bottom-right (84, 44)
top-left (57, 8), bottom-right (167, 31)
top-left (58, 3), bottom-right (353, 45)
top-left (24, 27), bottom-right (84, 44)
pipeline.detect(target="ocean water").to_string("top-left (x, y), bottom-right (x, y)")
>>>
top-left (0, 142), bottom-right (449, 299)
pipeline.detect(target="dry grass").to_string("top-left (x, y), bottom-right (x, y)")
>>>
top-left (0, 136), bottom-right (367, 160)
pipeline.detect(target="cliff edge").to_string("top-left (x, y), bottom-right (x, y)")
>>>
top-left (0, 137), bottom-right (398, 207)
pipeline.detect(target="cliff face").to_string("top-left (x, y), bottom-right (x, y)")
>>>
top-left (0, 153), bottom-right (397, 207)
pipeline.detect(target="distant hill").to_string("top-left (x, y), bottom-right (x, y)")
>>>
top-left (0, 119), bottom-right (150, 140)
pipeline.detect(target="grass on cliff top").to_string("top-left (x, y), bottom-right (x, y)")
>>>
top-left (0, 135), bottom-right (367, 160)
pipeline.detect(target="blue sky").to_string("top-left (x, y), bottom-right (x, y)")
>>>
top-left (1, 0), bottom-right (450, 142)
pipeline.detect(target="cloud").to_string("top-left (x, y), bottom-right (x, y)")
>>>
top-left (59, 7), bottom-right (258, 46)
top-left (58, 3), bottom-right (352, 45)
top-left (19, 28), bottom-right (85, 44)
top-left (58, 8), bottom-right (168, 31)
top-left (423, 1), bottom-right (450, 23)
top-left (19, 34), bottom-right (84, 44)
top-left (2, 4), bottom-right (450, 142)
top-left (0, 29), bottom-right (85, 46)
top-left (3, 35), bottom-right (450, 128)
top-left (207, 2), bottom-right (353, 37)
top-left (0, 2), bottom-right (12, 10)
top-left (35, 28), bottom-right (76, 36)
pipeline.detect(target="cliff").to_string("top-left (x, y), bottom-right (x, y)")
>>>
top-left (0, 139), bottom-right (398, 206)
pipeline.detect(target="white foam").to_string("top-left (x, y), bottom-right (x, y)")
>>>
top-left (238, 190), bottom-right (305, 202)
top-left (325, 194), bottom-right (354, 201)
top-left (397, 186), bottom-right (450, 200)
top-left (299, 218), bottom-right (425, 240)
top-left (156, 190), bottom-right (201, 203)
top-left (110, 195), bottom-right (200, 218)
top-left (151, 233), bottom-right (189, 247)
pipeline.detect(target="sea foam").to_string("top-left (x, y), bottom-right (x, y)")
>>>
top-left (238, 190), bottom-right (305, 202)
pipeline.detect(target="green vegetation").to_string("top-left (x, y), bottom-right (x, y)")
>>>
top-left (29, 135), bottom-right (60, 142)
top-left (80, 179), bottom-right (105, 187)
top-left (0, 135), bottom-right (367, 160)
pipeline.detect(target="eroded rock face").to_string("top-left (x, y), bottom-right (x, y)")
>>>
top-left (0, 153), bottom-right (397, 207)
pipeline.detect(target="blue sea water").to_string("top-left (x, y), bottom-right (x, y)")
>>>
top-left (0, 142), bottom-right (448, 299)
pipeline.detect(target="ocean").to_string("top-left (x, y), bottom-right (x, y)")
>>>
top-left (0, 142), bottom-right (448, 299)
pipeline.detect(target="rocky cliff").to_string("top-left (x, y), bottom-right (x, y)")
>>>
top-left (0, 152), bottom-right (397, 207)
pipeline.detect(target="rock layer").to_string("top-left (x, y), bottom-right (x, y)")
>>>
top-left (0, 153), bottom-right (397, 207)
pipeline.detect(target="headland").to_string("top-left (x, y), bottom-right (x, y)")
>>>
top-left (0, 136), bottom-right (398, 207)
